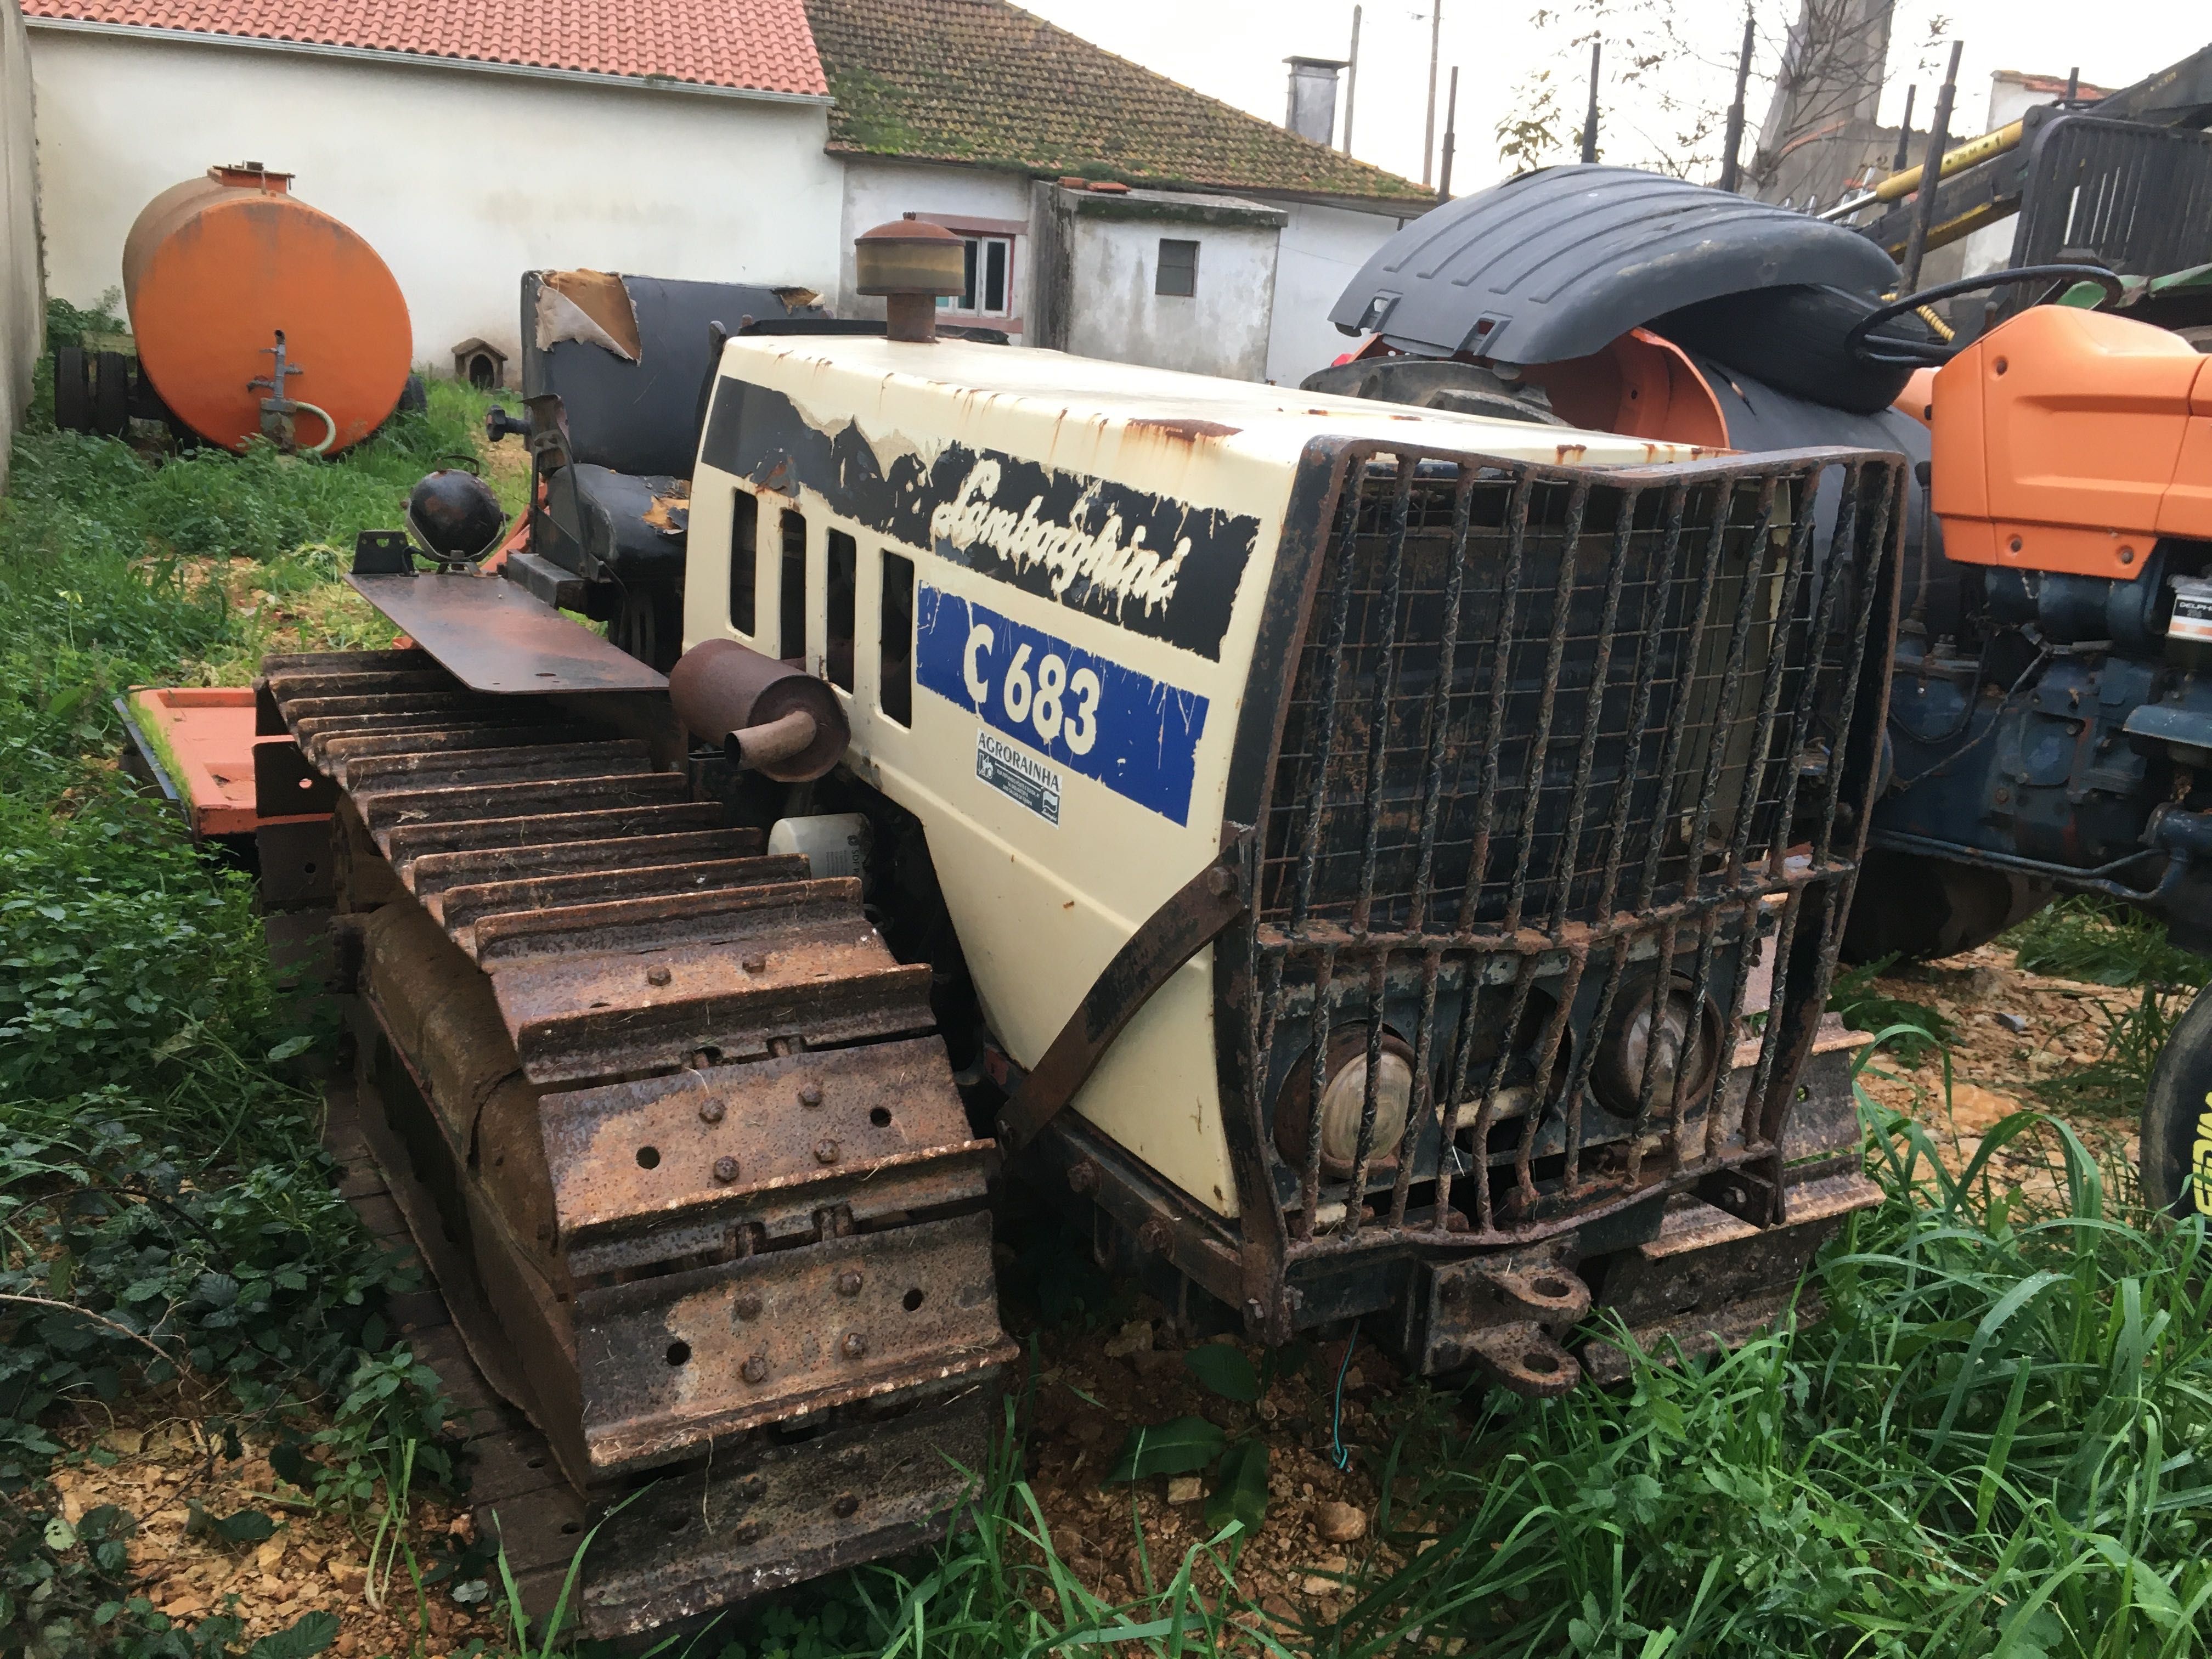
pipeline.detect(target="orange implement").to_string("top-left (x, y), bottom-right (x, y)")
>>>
top-left (1526, 327), bottom-right (1731, 452)
top-left (122, 687), bottom-right (328, 840)
top-left (1930, 304), bottom-right (2211, 578)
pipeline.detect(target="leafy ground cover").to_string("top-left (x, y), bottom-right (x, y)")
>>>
top-left (0, 332), bottom-right (507, 1657)
top-left (4, 309), bottom-right (2210, 1658)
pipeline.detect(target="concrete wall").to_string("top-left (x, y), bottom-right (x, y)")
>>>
top-left (838, 157), bottom-right (1034, 335)
top-left (1065, 212), bottom-right (1278, 380)
top-left (1032, 185), bottom-right (1283, 381)
top-left (26, 27), bottom-right (844, 369)
top-left (1264, 200), bottom-right (1408, 387)
top-left (1, 1), bottom-right (41, 489)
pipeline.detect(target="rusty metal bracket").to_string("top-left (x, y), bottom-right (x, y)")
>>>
top-left (996, 838), bottom-right (1251, 1153)
top-left (1463, 1323), bottom-right (1582, 1397)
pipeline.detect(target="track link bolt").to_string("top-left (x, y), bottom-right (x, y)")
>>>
top-left (798, 1082), bottom-right (825, 1108)
top-left (740, 1353), bottom-right (769, 1383)
top-left (646, 964), bottom-right (672, 986)
top-left (713, 1154), bottom-right (741, 1184)
top-left (737, 1475), bottom-right (768, 1501)
top-left (1066, 1159), bottom-right (1099, 1193)
top-left (814, 1138), bottom-right (841, 1165)
top-left (741, 952), bottom-right (769, 974)
top-left (840, 1332), bottom-right (868, 1361)
top-left (835, 1269), bottom-right (865, 1297)
top-left (699, 1098), bottom-right (726, 1125)
top-left (734, 1292), bottom-right (763, 1321)
top-left (1138, 1217), bottom-right (1172, 1254)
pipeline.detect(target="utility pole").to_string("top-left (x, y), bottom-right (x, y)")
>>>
top-left (1580, 40), bottom-right (1601, 165)
top-left (1901, 40), bottom-right (1962, 291)
top-left (1717, 10), bottom-right (1756, 193)
top-left (1438, 65), bottom-right (1460, 198)
top-left (1342, 4), bottom-right (1362, 153)
top-left (1421, 2), bottom-right (1442, 187)
top-left (1889, 83), bottom-right (1916, 173)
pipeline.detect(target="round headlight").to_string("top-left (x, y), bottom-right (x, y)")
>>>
top-left (1274, 1025), bottom-right (1416, 1179)
top-left (1592, 972), bottom-right (1724, 1120)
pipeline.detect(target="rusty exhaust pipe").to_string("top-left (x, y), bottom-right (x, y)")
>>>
top-left (668, 638), bottom-right (849, 782)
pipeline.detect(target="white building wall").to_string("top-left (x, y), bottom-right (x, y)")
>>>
top-left (1263, 200), bottom-right (1409, 387)
top-left (837, 157), bottom-right (1034, 334)
top-left (2, 0), bottom-right (41, 489)
top-left (1062, 216), bottom-right (1278, 381)
top-left (25, 29), bottom-right (845, 369)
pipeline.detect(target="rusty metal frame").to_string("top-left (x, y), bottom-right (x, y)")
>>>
top-left (1206, 438), bottom-right (1901, 1341)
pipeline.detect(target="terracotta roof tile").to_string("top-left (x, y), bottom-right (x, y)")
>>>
top-left (803, 0), bottom-right (1431, 204)
top-left (22, 0), bottom-right (830, 97)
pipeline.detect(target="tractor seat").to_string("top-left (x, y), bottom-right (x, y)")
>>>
top-left (539, 465), bottom-right (688, 585)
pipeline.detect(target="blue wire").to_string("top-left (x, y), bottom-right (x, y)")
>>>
top-left (1328, 1331), bottom-right (1356, 1471)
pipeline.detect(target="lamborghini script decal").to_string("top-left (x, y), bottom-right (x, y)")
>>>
top-left (701, 378), bottom-right (1257, 660)
top-left (916, 586), bottom-right (1207, 826)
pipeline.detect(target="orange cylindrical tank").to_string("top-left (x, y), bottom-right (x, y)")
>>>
top-left (122, 165), bottom-right (411, 454)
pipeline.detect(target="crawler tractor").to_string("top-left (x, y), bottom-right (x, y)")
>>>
top-left (251, 224), bottom-right (1899, 1632)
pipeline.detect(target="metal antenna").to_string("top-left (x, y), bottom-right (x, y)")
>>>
top-left (1718, 9), bottom-right (1756, 193)
top-left (1580, 40), bottom-right (1601, 165)
top-left (1439, 65), bottom-right (1460, 197)
top-left (1422, 2), bottom-right (1443, 185)
top-left (1900, 40), bottom-right (1963, 291)
top-left (1343, 4), bottom-right (1361, 153)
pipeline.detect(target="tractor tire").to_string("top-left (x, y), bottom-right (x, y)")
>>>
top-left (52, 346), bottom-right (93, 433)
top-left (1652, 285), bottom-right (1935, 416)
top-left (1841, 848), bottom-right (2053, 963)
top-left (92, 351), bottom-right (133, 438)
top-left (2141, 984), bottom-right (2212, 1219)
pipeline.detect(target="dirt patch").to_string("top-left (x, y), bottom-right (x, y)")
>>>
top-left (43, 1393), bottom-right (483, 1656)
top-left (1013, 1306), bottom-right (1406, 1627)
top-left (1850, 939), bottom-right (2143, 1192)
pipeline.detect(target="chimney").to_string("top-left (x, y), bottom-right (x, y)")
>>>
top-left (1284, 57), bottom-right (1347, 146)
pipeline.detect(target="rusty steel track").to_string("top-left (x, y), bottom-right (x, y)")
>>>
top-left (261, 648), bottom-right (1015, 1637)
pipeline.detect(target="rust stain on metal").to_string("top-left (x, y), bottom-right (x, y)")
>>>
top-left (642, 481), bottom-right (691, 535)
top-left (1124, 416), bottom-right (1242, 444)
top-left (575, 1212), bottom-right (1014, 1472)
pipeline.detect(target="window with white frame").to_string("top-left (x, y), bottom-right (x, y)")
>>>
top-left (936, 233), bottom-right (1014, 318)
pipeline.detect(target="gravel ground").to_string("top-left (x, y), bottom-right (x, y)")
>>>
top-left (1850, 939), bottom-right (2147, 1196)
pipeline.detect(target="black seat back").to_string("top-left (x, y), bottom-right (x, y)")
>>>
top-left (520, 274), bottom-right (825, 477)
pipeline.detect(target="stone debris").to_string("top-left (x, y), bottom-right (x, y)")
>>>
top-left (1314, 1500), bottom-right (1368, 1542)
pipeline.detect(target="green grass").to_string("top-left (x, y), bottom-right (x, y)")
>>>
top-left (1999, 899), bottom-right (2212, 1119)
top-left (1828, 953), bottom-right (1958, 1065)
top-left (652, 1104), bottom-right (2210, 1659)
top-left (2007, 897), bottom-right (2212, 994)
top-left (0, 330), bottom-right (511, 1657)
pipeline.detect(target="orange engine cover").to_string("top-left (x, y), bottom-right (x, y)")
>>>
top-left (1929, 303), bottom-right (2212, 578)
top-left (122, 165), bottom-right (412, 455)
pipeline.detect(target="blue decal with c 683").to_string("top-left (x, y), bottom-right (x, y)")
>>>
top-left (914, 585), bottom-right (1209, 826)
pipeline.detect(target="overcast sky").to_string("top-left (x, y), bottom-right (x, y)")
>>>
top-left (1017, 0), bottom-right (2194, 195)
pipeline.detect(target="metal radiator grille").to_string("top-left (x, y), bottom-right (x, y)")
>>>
top-left (1245, 447), bottom-right (1899, 1247)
